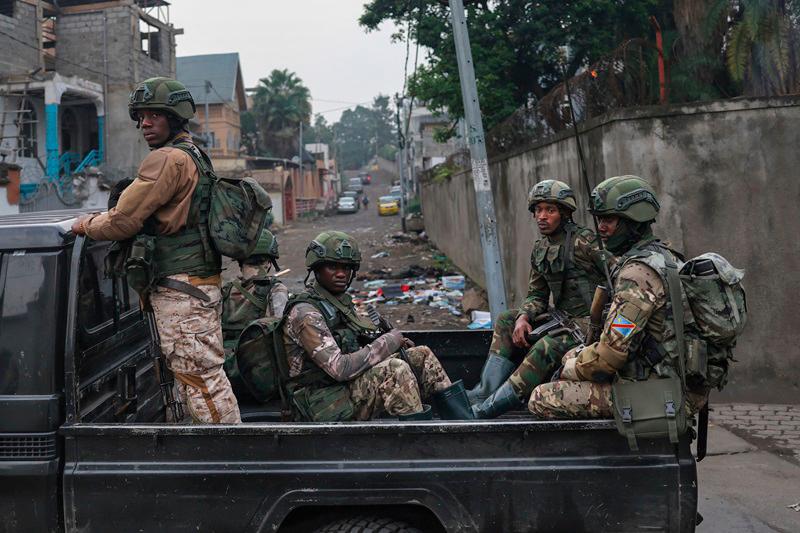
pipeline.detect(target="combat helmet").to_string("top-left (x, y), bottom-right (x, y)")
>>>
top-left (590, 175), bottom-right (660, 222)
top-left (251, 228), bottom-right (279, 259)
top-left (527, 179), bottom-right (578, 212)
top-left (128, 77), bottom-right (196, 121)
top-left (305, 231), bottom-right (361, 271)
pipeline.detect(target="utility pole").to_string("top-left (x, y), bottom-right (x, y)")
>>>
top-left (448, 0), bottom-right (507, 319)
top-left (395, 94), bottom-right (407, 232)
top-left (203, 80), bottom-right (211, 148)
top-left (298, 119), bottom-right (303, 184)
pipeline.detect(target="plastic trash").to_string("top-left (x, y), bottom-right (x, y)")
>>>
top-left (442, 275), bottom-right (466, 290)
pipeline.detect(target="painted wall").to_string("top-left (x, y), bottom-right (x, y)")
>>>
top-left (420, 97), bottom-right (800, 402)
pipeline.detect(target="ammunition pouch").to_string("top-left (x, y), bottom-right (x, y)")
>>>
top-left (125, 234), bottom-right (157, 297)
top-left (611, 375), bottom-right (687, 451)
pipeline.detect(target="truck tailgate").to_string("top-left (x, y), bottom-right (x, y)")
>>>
top-left (62, 419), bottom-right (697, 532)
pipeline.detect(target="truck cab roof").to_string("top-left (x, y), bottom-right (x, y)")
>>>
top-left (0, 209), bottom-right (95, 250)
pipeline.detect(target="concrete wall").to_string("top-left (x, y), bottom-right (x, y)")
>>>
top-left (0, 1), bottom-right (40, 75)
top-left (420, 97), bottom-right (800, 402)
top-left (57, 4), bottom-right (178, 179)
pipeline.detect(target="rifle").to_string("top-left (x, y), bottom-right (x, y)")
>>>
top-left (526, 308), bottom-right (586, 346)
top-left (365, 304), bottom-right (423, 385)
top-left (146, 308), bottom-right (184, 422)
top-left (561, 64), bottom-right (615, 297)
top-left (586, 285), bottom-right (610, 345)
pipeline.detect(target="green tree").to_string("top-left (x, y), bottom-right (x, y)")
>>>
top-left (305, 114), bottom-right (334, 146)
top-left (250, 69), bottom-right (312, 158)
top-left (718, 0), bottom-right (800, 95)
top-left (360, 0), bottom-right (662, 132)
top-left (332, 95), bottom-right (397, 170)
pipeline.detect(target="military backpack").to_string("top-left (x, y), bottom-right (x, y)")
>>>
top-left (173, 142), bottom-right (273, 260)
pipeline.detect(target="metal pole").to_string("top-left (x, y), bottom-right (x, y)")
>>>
top-left (204, 80), bottom-right (211, 147)
top-left (448, 0), bottom-right (507, 319)
top-left (298, 119), bottom-right (303, 183)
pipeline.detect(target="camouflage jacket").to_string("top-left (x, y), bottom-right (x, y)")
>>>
top-left (282, 283), bottom-right (404, 382)
top-left (221, 274), bottom-right (289, 341)
top-left (565, 238), bottom-right (694, 383)
top-left (519, 222), bottom-right (610, 322)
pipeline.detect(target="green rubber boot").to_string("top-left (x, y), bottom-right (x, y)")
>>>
top-left (398, 404), bottom-right (433, 421)
top-left (471, 382), bottom-right (523, 419)
top-left (433, 380), bottom-right (475, 420)
top-left (466, 353), bottom-right (517, 405)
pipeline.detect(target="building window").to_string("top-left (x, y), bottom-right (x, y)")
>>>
top-left (0, 0), bottom-right (14, 18)
top-left (17, 99), bottom-right (37, 158)
top-left (139, 17), bottom-right (161, 62)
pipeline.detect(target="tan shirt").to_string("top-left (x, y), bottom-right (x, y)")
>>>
top-left (84, 133), bottom-right (199, 241)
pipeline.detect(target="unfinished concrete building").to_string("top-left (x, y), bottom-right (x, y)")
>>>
top-left (0, 0), bottom-right (181, 213)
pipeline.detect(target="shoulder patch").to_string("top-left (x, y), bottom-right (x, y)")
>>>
top-left (610, 315), bottom-right (636, 338)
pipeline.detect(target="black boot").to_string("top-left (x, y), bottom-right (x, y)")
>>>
top-left (471, 382), bottom-right (523, 419)
top-left (433, 380), bottom-right (475, 420)
top-left (466, 353), bottom-right (517, 405)
top-left (398, 404), bottom-right (433, 421)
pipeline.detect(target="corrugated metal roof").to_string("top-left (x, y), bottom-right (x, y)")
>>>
top-left (176, 53), bottom-right (245, 109)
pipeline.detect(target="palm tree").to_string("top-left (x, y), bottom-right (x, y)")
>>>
top-left (251, 69), bottom-right (312, 157)
top-left (716, 0), bottom-right (800, 96)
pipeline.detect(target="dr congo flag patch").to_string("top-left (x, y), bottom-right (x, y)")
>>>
top-left (610, 315), bottom-right (636, 338)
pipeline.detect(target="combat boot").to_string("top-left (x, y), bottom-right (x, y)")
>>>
top-left (398, 404), bottom-right (433, 421)
top-left (466, 353), bottom-right (517, 405)
top-left (471, 382), bottom-right (523, 419)
top-left (433, 380), bottom-right (475, 420)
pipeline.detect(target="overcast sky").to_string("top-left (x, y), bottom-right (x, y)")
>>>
top-left (169, 0), bottom-right (409, 122)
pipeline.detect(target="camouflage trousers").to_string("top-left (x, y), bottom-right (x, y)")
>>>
top-left (529, 380), bottom-right (613, 419)
top-left (491, 309), bottom-right (580, 401)
top-left (349, 346), bottom-right (452, 419)
top-left (150, 274), bottom-right (241, 424)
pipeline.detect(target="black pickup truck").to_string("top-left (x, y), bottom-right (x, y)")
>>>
top-left (0, 210), bottom-right (699, 533)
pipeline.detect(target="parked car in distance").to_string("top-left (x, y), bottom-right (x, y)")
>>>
top-left (341, 190), bottom-right (360, 209)
top-left (378, 195), bottom-right (400, 216)
top-left (347, 177), bottom-right (364, 193)
top-left (389, 185), bottom-right (403, 202)
top-left (358, 171), bottom-right (372, 185)
top-left (337, 196), bottom-right (359, 214)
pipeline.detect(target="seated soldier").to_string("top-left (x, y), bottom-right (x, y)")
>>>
top-left (221, 228), bottom-right (289, 345)
top-left (221, 228), bottom-right (289, 394)
top-left (469, 180), bottom-right (611, 419)
top-left (281, 231), bottom-right (474, 421)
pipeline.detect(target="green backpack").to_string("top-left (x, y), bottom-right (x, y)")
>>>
top-left (173, 143), bottom-right (273, 260)
top-left (679, 253), bottom-right (747, 390)
top-left (234, 317), bottom-right (286, 404)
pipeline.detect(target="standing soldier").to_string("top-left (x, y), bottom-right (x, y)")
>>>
top-left (529, 175), bottom-right (708, 420)
top-left (281, 231), bottom-right (474, 421)
top-left (71, 77), bottom-right (240, 424)
top-left (469, 179), bottom-right (611, 419)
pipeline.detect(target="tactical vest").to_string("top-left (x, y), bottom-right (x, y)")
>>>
top-left (285, 287), bottom-right (378, 388)
top-left (531, 222), bottom-right (598, 317)
top-left (613, 239), bottom-right (698, 382)
top-left (221, 276), bottom-right (280, 341)
top-left (280, 286), bottom-right (380, 422)
top-left (149, 140), bottom-right (221, 279)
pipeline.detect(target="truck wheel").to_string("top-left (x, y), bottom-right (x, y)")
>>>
top-left (314, 515), bottom-right (422, 533)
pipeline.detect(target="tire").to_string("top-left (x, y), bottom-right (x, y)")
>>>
top-left (313, 515), bottom-right (423, 533)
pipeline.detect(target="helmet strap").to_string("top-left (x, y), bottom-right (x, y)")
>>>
top-left (606, 219), bottom-right (653, 254)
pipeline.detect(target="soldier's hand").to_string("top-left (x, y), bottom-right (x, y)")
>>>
top-left (512, 315), bottom-right (533, 348)
top-left (71, 216), bottom-right (89, 236)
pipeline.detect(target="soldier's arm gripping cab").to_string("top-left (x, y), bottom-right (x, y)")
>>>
top-left (0, 211), bottom-right (700, 533)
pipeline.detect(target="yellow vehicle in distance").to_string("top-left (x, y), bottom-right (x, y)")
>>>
top-left (378, 195), bottom-right (400, 216)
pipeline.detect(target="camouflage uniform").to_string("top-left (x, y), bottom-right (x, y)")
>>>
top-left (82, 78), bottom-right (240, 424)
top-left (221, 264), bottom-right (289, 342)
top-left (530, 175), bottom-right (708, 420)
top-left (501, 224), bottom-right (606, 401)
top-left (283, 285), bottom-right (451, 420)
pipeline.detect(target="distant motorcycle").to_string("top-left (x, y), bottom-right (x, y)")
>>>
top-left (362, 196), bottom-right (369, 208)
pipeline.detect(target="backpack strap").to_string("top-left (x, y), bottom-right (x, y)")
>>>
top-left (231, 279), bottom-right (268, 312)
top-left (663, 254), bottom-right (687, 444)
